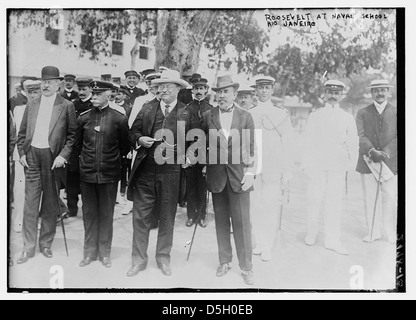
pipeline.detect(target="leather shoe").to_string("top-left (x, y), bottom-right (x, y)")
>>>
top-left (79, 257), bottom-right (96, 267)
top-left (241, 270), bottom-right (254, 285)
top-left (100, 257), bottom-right (112, 268)
top-left (126, 264), bottom-right (147, 277)
top-left (41, 247), bottom-right (53, 258)
top-left (17, 252), bottom-right (33, 264)
top-left (186, 218), bottom-right (195, 227)
top-left (198, 218), bottom-right (208, 228)
top-left (157, 262), bottom-right (172, 276)
top-left (216, 263), bottom-right (231, 277)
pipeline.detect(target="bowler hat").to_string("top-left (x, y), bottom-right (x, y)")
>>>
top-left (41, 66), bottom-right (64, 81)
top-left (211, 75), bottom-right (239, 92)
top-left (151, 69), bottom-right (189, 88)
top-left (367, 79), bottom-right (394, 90)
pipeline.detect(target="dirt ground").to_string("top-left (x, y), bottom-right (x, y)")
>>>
top-left (8, 167), bottom-right (398, 292)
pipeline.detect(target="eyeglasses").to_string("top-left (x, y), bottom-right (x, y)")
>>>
top-left (153, 118), bottom-right (177, 148)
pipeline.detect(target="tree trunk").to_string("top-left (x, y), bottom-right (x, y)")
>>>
top-left (155, 10), bottom-right (218, 75)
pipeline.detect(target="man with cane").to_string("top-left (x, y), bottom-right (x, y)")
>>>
top-left (356, 79), bottom-right (397, 244)
top-left (16, 66), bottom-right (76, 264)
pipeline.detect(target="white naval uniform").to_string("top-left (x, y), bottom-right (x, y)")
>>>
top-left (249, 100), bottom-right (295, 259)
top-left (302, 103), bottom-right (359, 252)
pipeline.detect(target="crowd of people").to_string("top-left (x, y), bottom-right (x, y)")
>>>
top-left (8, 64), bottom-right (397, 286)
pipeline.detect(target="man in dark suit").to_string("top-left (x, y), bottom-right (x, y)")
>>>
top-left (185, 75), bottom-right (213, 228)
top-left (200, 75), bottom-right (256, 285)
top-left (126, 69), bottom-right (190, 277)
top-left (65, 77), bottom-right (94, 218)
top-left (16, 66), bottom-right (77, 264)
top-left (61, 74), bottom-right (79, 102)
top-left (356, 79), bottom-right (397, 244)
top-left (121, 70), bottom-right (145, 106)
top-left (75, 80), bottom-right (130, 268)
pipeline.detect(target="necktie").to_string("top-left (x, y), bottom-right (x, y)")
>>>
top-left (165, 105), bottom-right (170, 117)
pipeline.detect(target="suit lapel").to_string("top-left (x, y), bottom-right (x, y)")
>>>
top-left (49, 95), bottom-right (65, 136)
top-left (228, 106), bottom-right (241, 144)
top-left (28, 99), bottom-right (41, 139)
top-left (146, 100), bottom-right (159, 136)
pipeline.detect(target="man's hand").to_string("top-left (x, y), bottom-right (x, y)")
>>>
top-left (179, 155), bottom-right (192, 169)
top-left (126, 151), bottom-right (133, 160)
top-left (241, 173), bottom-right (255, 192)
top-left (19, 155), bottom-right (29, 168)
top-left (139, 136), bottom-right (156, 148)
top-left (370, 149), bottom-right (390, 163)
top-left (51, 155), bottom-right (67, 170)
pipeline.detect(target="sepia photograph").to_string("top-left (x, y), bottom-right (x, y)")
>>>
top-left (3, 2), bottom-right (409, 299)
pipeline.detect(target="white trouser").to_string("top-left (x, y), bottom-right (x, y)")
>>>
top-left (306, 169), bottom-right (345, 247)
top-left (251, 174), bottom-right (282, 251)
top-left (361, 174), bottom-right (398, 241)
top-left (13, 160), bottom-right (25, 230)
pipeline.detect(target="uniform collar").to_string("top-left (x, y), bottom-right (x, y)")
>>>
top-left (81, 93), bottom-right (92, 102)
top-left (325, 102), bottom-right (340, 109)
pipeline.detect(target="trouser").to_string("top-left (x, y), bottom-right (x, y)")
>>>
top-left (80, 181), bottom-right (118, 258)
top-left (22, 147), bottom-right (60, 254)
top-left (66, 169), bottom-right (81, 216)
top-left (131, 158), bottom-right (180, 266)
top-left (361, 173), bottom-right (398, 241)
top-left (212, 181), bottom-right (252, 271)
top-left (306, 169), bottom-right (345, 247)
top-left (120, 157), bottom-right (131, 194)
top-left (13, 160), bottom-right (25, 229)
top-left (10, 161), bottom-right (15, 203)
top-left (186, 165), bottom-right (207, 221)
top-left (251, 174), bottom-right (282, 251)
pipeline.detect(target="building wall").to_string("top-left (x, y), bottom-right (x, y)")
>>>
top-left (8, 11), bottom-right (156, 96)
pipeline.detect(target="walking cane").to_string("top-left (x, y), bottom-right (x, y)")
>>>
top-left (370, 163), bottom-right (383, 241)
top-left (54, 169), bottom-right (69, 257)
top-left (186, 191), bottom-right (209, 261)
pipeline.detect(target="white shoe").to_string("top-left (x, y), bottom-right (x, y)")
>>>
top-left (261, 248), bottom-right (272, 262)
top-left (252, 246), bottom-right (262, 255)
top-left (325, 244), bottom-right (349, 255)
top-left (363, 235), bottom-right (382, 243)
top-left (304, 233), bottom-right (317, 246)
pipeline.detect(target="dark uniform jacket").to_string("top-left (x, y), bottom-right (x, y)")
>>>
top-left (68, 97), bottom-right (94, 171)
top-left (120, 85), bottom-right (145, 106)
top-left (356, 103), bottom-right (397, 175)
top-left (74, 106), bottom-right (130, 184)
top-left (61, 90), bottom-right (79, 102)
top-left (187, 99), bottom-right (213, 130)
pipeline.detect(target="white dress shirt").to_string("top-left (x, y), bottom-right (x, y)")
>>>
top-left (374, 100), bottom-right (388, 114)
top-left (160, 99), bottom-right (177, 116)
top-left (218, 103), bottom-right (235, 139)
top-left (31, 94), bottom-right (56, 148)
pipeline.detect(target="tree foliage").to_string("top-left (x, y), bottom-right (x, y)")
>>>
top-left (257, 8), bottom-right (397, 105)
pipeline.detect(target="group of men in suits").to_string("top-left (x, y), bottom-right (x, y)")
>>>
top-left (9, 63), bottom-right (397, 286)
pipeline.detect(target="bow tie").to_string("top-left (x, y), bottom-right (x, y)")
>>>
top-left (220, 106), bottom-right (233, 113)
